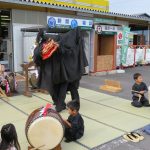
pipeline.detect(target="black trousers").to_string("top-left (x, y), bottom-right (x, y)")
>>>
top-left (52, 80), bottom-right (80, 108)
top-left (68, 80), bottom-right (80, 101)
top-left (52, 82), bottom-right (68, 107)
top-left (131, 96), bottom-right (150, 108)
top-left (68, 84), bottom-right (79, 101)
top-left (64, 127), bottom-right (77, 141)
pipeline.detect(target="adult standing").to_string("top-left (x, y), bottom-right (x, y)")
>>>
top-left (33, 27), bottom-right (88, 112)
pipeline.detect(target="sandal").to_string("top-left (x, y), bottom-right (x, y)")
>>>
top-left (131, 132), bottom-right (144, 141)
top-left (123, 133), bottom-right (140, 142)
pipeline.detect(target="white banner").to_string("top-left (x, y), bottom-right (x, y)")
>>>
top-left (135, 48), bottom-right (145, 64)
top-left (146, 49), bottom-right (150, 63)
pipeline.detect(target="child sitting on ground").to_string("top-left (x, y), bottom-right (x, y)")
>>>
top-left (131, 73), bottom-right (150, 108)
top-left (63, 100), bottom-right (84, 143)
top-left (0, 123), bottom-right (21, 150)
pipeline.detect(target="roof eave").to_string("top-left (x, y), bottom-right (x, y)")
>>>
top-left (0, 0), bottom-right (150, 22)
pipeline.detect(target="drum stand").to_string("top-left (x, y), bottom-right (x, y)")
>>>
top-left (21, 62), bottom-right (48, 97)
top-left (28, 144), bottom-right (62, 150)
top-left (21, 62), bottom-right (34, 97)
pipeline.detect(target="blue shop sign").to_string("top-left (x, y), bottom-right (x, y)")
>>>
top-left (71, 19), bottom-right (78, 29)
top-left (47, 16), bottom-right (93, 29)
top-left (48, 17), bottom-right (56, 28)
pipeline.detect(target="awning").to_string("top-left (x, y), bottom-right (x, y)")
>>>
top-left (0, 0), bottom-right (150, 22)
top-left (19, 0), bottom-right (109, 12)
top-left (21, 26), bottom-right (91, 33)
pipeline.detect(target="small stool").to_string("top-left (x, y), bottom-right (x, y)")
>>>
top-left (100, 79), bottom-right (122, 93)
top-left (28, 144), bottom-right (61, 150)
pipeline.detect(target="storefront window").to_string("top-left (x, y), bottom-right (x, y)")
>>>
top-left (132, 30), bottom-right (148, 45)
top-left (130, 24), bottom-right (148, 45)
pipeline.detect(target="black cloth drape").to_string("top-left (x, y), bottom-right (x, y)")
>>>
top-left (34, 27), bottom-right (88, 96)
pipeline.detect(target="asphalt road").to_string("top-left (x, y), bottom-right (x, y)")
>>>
top-left (80, 66), bottom-right (150, 150)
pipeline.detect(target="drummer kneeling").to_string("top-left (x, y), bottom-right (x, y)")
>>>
top-left (63, 100), bottom-right (84, 143)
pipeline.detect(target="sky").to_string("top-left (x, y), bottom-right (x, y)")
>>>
top-left (110, 0), bottom-right (150, 15)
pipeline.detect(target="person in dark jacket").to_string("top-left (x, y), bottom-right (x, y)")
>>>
top-left (63, 100), bottom-right (84, 143)
top-left (131, 73), bottom-right (150, 107)
top-left (33, 27), bottom-right (88, 112)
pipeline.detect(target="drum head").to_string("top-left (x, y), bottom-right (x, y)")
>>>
top-left (27, 116), bottom-right (64, 150)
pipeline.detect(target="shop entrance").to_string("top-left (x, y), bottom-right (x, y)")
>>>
top-left (0, 9), bottom-right (12, 71)
top-left (96, 33), bottom-right (116, 71)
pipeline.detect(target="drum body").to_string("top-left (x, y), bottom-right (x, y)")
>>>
top-left (25, 107), bottom-right (64, 150)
